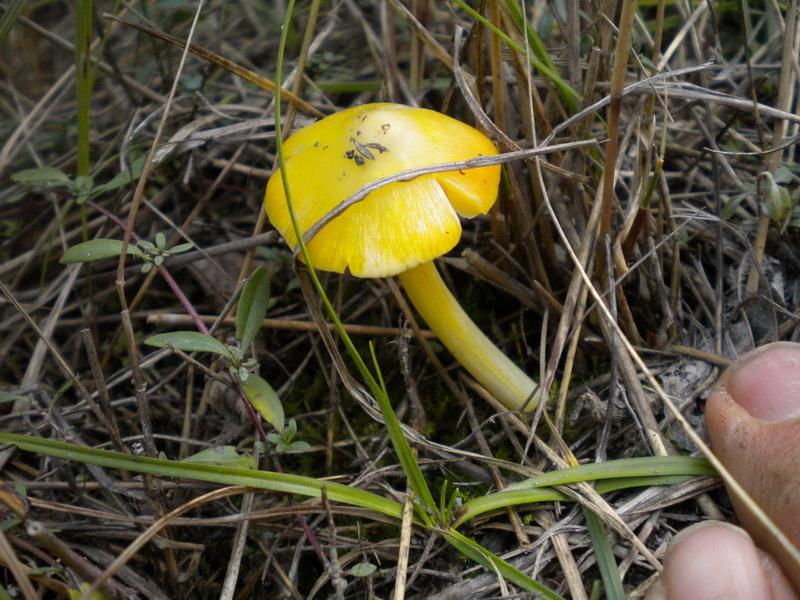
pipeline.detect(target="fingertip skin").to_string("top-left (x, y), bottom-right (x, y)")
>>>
top-left (705, 342), bottom-right (800, 589)
top-left (648, 344), bottom-right (800, 600)
top-left (658, 522), bottom-right (798, 600)
top-left (663, 522), bottom-right (769, 599)
top-left (719, 342), bottom-right (800, 422)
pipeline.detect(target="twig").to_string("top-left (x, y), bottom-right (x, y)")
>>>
top-left (301, 139), bottom-right (600, 247)
top-left (80, 329), bottom-right (127, 453)
top-left (393, 493), bottom-right (415, 600)
top-left (145, 313), bottom-right (436, 338)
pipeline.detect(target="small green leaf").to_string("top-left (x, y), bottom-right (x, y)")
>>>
top-left (92, 156), bottom-right (146, 196)
top-left (60, 239), bottom-right (146, 264)
top-left (0, 0), bottom-right (27, 48)
top-left (236, 266), bottom-right (271, 350)
top-left (181, 446), bottom-right (256, 470)
top-left (72, 174), bottom-right (94, 201)
top-left (721, 192), bottom-right (749, 221)
top-left (226, 346), bottom-right (244, 362)
top-left (241, 374), bottom-right (284, 432)
top-left (144, 332), bottom-right (232, 357)
top-left (0, 391), bottom-right (26, 403)
top-left (349, 562), bottom-right (377, 577)
top-left (773, 165), bottom-right (794, 184)
top-left (170, 242), bottom-right (194, 254)
top-left (763, 175), bottom-right (793, 221)
top-left (0, 519), bottom-right (19, 533)
top-left (155, 232), bottom-right (166, 249)
top-left (11, 167), bottom-right (72, 188)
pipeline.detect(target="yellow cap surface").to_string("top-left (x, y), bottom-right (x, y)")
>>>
top-left (265, 103), bottom-right (500, 278)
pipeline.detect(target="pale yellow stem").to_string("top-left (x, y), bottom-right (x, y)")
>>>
top-left (398, 261), bottom-right (539, 412)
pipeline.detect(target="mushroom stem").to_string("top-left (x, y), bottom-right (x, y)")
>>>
top-left (397, 261), bottom-right (539, 412)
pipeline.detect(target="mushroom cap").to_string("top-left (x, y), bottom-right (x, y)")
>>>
top-left (264, 103), bottom-right (500, 278)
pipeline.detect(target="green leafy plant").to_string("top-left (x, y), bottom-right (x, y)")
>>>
top-left (263, 419), bottom-right (310, 454)
top-left (180, 445), bottom-right (257, 470)
top-left (144, 266), bottom-right (285, 433)
top-left (60, 231), bottom-right (193, 273)
top-left (347, 562), bottom-right (377, 578)
top-left (11, 157), bottom-right (146, 204)
top-left (60, 225), bottom-right (288, 437)
top-left (0, 433), bottom-right (717, 600)
top-left (136, 232), bottom-right (194, 273)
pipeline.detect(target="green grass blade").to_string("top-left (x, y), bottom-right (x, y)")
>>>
top-left (502, 456), bottom-right (715, 490)
top-left (453, 488), bottom-right (570, 528)
top-left (451, 0), bottom-right (581, 112)
top-left (594, 474), bottom-right (702, 494)
top-left (75, 0), bottom-right (94, 176)
top-left (444, 528), bottom-right (566, 600)
top-left (271, 0), bottom-right (436, 517)
top-left (0, 0), bottom-right (27, 46)
top-left (500, 0), bottom-right (553, 65)
top-left (582, 507), bottom-right (625, 600)
top-left (454, 457), bottom-right (715, 527)
top-left (0, 434), bottom-right (404, 520)
top-left (236, 265), bottom-right (271, 350)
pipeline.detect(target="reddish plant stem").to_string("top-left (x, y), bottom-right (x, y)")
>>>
top-left (87, 200), bottom-right (267, 442)
top-left (270, 455), bottom-right (328, 565)
top-left (87, 201), bottom-right (209, 334)
top-left (89, 201), bottom-right (327, 564)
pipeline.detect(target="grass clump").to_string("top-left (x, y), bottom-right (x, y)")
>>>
top-left (1, 0), bottom-right (799, 598)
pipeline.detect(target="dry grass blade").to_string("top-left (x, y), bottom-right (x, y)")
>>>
top-left (4, 0), bottom-right (800, 596)
top-left (104, 15), bottom-right (323, 118)
top-left (541, 175), bottom-right (800, 572)
top-left (0, 529), bottom-right (39, 600)
top-left (78, 487), bottom-right (255, 600)
top-left (300, 138), bottom-right (600, 247)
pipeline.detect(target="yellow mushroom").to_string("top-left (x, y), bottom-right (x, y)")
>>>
top-left (265, 103), bottom-right (539, 412)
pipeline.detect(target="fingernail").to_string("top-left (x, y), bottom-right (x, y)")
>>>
top-left (662, 521), bottom-right (770, 599)
top-left (670, 520), bottom-right (751, 547)
top-left (726, 343), bottom-right (800, 422)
